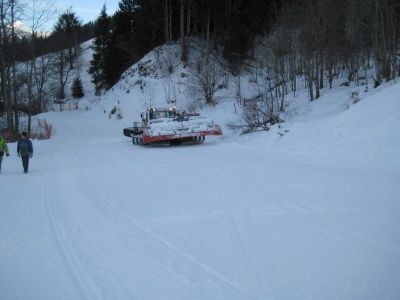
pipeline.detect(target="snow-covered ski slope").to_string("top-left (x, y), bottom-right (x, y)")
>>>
top-left (1, 42), bottom-right (400, 299)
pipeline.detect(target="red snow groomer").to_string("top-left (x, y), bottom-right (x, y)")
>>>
top-left (123, 107), bottom-right (223, 145)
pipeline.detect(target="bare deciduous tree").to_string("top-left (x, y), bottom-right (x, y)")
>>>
top-left (24, 0), bottom-right (55, 134)
top-left (154, 45), bottom-right (181, 103)
top-left (189, 57), bottom-right (223, 105)
top-left (0, 0), bottom-right (14, 136)
top-left (52, 49), bottom-right (73, 110)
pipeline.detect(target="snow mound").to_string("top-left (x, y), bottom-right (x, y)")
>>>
top-left (237, 82), bottom-right (400, 162)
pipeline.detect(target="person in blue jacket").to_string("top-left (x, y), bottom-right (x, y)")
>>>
top-left (17, 132), bottom-right (33, 174)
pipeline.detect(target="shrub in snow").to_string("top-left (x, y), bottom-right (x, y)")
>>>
top-left (108, 106), bottom-right (123, 119)
top-left (188, 58), bottom-right (224, 105)
top-left (234, 95), bottom-right (283, 134)
top-left (351, 91), bottom-right (360, 104)
top-left (29, 118), bottom-right (53, 140)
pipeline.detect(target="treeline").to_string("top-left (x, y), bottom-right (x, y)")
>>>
top-left (14, 22), bottom-right (94, 62)
top-left (89, 0), bottom-right (281, 93)
top-left (1, 0), bottom-right (399, 137)
top-left (0, 0), bottom-right (95, 138)
top-left (239, 0), bottom-right (400, 131)
top-left (90, 0), bottom-right (399, 96)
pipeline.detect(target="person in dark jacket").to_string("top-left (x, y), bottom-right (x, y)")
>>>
top-left (17, 132), bottom-right (33, 173)
top-left (0, 133), bottom-right (10, 174)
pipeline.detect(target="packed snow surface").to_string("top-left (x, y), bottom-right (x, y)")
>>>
top-left (1, 59), bottom-right (400, 298)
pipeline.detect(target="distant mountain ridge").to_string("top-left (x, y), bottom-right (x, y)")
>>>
top-left (6, 20), bottom-right (48, 39)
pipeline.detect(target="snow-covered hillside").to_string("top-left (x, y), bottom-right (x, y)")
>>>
top-left (1, 42), bottom-right (399, 300)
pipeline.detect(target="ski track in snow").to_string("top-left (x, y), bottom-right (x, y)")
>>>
top-left (42, 148), bottom-right (136, 299)
top-left (69, 154), bottom-right (259, 300)
top-left (223, 193), bottom-right (265, 297)
top-left (44, 172), bottom-right (101, 300)
top-left (2, 135), bottom-right (399, 299)
top-left (61, 153), bottom-right (185, 299)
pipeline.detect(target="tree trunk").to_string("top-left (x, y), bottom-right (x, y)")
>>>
top-left (27, 61), bottom-right (34, 136)
top-left (186, 0), bottom-right (191, 35)
top-left (0, 1), bottom-right (6, 114)
top-left (0, 1), bottom-right (15, 135)
top-left (11, 0), bottom-right (19, 133)
top-left (314, 57), bottom-right (320, 99)
top-left (319, 50), bottom-right (324, 89)
top-left (206, 9), bottom-right (210, 49)
top-left (164, 0), bottom-right (170, 43)
top-left (180, 0), bottom-right (187, 62)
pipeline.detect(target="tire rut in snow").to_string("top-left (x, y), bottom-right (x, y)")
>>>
top-left (44, 174), bottom-right (101, 300)
top-left (73, 156), bottom-right (260, 300)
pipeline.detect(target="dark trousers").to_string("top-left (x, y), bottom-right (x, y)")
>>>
top-left (21, 155), bottom-right (30, 172)
top-left (0, 155), bottom-right (3, 171)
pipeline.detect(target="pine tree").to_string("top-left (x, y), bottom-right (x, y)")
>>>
top-left (89, 5), bottom-right (111, 94)
top-left (101, 0), bottom-right (139, 88)
top-left (71, 77), bottom-right (84, 98)
top-left (53, 9), bottom-right (81, 69)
